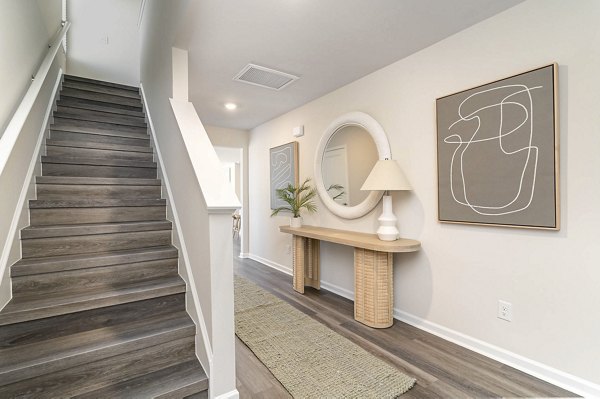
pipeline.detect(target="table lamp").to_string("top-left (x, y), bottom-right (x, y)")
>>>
top-left (360, 159), bottom-right (411, 241)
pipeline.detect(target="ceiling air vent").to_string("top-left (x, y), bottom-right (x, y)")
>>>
top-left (233, 63), bottom-right (299, 91)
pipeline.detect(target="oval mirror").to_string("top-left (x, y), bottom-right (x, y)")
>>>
top-left (315, 112), bottom-right (391, 219)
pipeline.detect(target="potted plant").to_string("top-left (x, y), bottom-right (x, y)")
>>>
top-left (271, 178), bottom-right (317, 227)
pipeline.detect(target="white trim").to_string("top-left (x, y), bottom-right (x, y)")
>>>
top-left (320, 280), bottom-right (354, 301)
top-left (248, 253), bottom-right (600, 398)
top-left (394, 310), bottom-right (600, 398)
top-left (314, 111), bottom-right (388, 219)
top-left (0, 69), bottom-right (63, 310)
top-left (139, 83), bottom-right (214, 370)
top-left (247, 253), bottom-right (292, 275)
top-left (238, 253), bottom-right (249, 259)
top-left (214, 389), bottom-right (239, 399)
top-left (0, 22), bottom-right (70, 176)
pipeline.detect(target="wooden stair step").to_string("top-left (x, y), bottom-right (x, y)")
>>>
top-left (35, 176), bottom-right (159, 185)
top-left (0, 312), bottom-right (194, 386)
top-left (64, 75), bottom-right (140, 92)
top-left (62, 80), bottom-right (141, 100)
top-left (75, 360), bottom-right (208, 399)
top-left (0, 294), bottom-right (185, 349)
top-left (0, 336), bottom-right (197, 398)
top-left (60, 87), bottom-right (142, 108)
top-left (11, 246), bottom-right (177, 277)
top-left (29, 198), bottom-right (165, 209)
top-left (55, 105), bottom-right (147, 128)
top-left (36, 176), bottom-right (161, 200)
top-left (51, 116), bottom-right (148, 136)
top-left (41, 155), bottom-right (155, 169)
top-left (21, 220), bottom-right (170, 238)
top-left (42, 156), bottom-right (157, 179)
top-left (30, 203), bottom-right (165, 226)
top-left (57, 96), bottom-right (144, 117)
top-left (49, 129), bottom-right (150, 147)
top-left (12, 257), bottom-right (178, 298)
top-left (0, 277), bottom-right (186, 326)
top-left (44, 138), bottom-right (153, 152)
top-left (46, 143), bottom-right (154, 161)
top-left (21, 228), bottom-right (171, 258)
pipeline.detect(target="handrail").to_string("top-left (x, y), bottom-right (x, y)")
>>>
top-left (0, 21), bottom-right (71, 175)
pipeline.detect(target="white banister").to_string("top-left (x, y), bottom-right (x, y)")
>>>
top-left (0, 21), bottom-right (70, 174)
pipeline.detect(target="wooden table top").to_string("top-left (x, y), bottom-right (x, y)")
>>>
top-left (280, 225), bottom-right (421, 253)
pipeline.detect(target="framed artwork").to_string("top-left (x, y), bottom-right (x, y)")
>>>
top-left (436, 64), bottom-right (559, 229)
top-left (270, 141), bottom-right (299, 210)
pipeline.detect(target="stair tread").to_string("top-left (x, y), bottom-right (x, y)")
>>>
top-left (45, 139), bottom-right (153, 152)
top-left (52, 115), bottom-right (148, 135)
top-left (62, 80), bottom-right (141, 100)
top-left (22, 220), bottom-right (171, 239)
top-left (42, 155), bottom-right (156, 168)
top-left (0, 312), bottom-right (193, 381)
top-left (0, 277), bottom-right (186, 325)
top-left (59, 87), bottom-right (142, 108)
top-left (12, 246), bottom-right (177, 277)
top-left (36, 176), bottom-right (160, 185)
top-left (57, 97), bottom-right (144, 117)
top-left (75, 360), bottom-right (208, 399)
top-left (64, 75), bottom-right (140, 92)
top-left (55, 106), bottom-right (147, 128)
top-left (29, 198), bottom-right (165, 209)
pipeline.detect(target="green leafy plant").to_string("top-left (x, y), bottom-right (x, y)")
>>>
top-left (271, 178), bottom-right (317, 218)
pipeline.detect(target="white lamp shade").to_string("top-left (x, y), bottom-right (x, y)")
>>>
top-left (360, 159), bottom-right (411, 191)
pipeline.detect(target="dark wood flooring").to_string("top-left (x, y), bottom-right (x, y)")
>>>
top-left (233, 239), bottom-right (577, 398)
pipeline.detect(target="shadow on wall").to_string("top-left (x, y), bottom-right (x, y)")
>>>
top-left (394, 250), bottom-right (433, 319)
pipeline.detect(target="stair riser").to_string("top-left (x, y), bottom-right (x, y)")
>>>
top-left (62, 81), bottom-right (141, 100)
top-left (43, 163), bottom-right (157, 179)
top-left (60, 88), bottom-right (142, 108)
top-left (57, 98), bottom-right (144, 118)
top-left (46, 145), bottom-right (154, 162)
top-left (55, 106), bottom-right (147, 128)
top-left (50, 130), bottom-right (150, 147)
top-left (0, 336), bottom-right (196, 398)
top-left (36, 184), bottom-right (161, 200)
top-left (65, 75), bottom-right (140, 92)
top-left (13, 258), bottom-right (178, 303)
top-left (52, 116), bottom-right (148, 136)
top-left (0, 322), bottom-right (194, 386)
top-left (30, 206), bottom-right (165, 226)
top-left (22, 230), bottom-right (171, 258)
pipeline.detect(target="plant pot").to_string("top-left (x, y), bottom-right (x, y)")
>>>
top-left (290, 216), bottom-right (303, 228)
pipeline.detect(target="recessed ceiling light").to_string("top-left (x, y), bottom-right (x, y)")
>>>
top-left (224, 103), bottom-right (237, 110)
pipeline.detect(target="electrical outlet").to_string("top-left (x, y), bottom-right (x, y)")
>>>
top-left (498, 300), bottom-right (513, 322)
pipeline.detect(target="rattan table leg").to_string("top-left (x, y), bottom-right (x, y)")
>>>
top-left (292, 236), bottom-right (320, 293)
top-left (354, 247), bottom-right (394, 328)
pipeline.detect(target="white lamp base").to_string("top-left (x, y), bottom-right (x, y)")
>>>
top-left (376, 195), bottom-right (399, 241)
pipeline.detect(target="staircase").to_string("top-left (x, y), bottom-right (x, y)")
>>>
top-left (0, 75), bottom-right (208, 398)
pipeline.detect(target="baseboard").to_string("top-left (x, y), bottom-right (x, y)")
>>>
top-left (248, 253), bottom-right (600, 398)
top-left (239, 252), bottom-right (249, 259)
top-left (248, 253), bottom-right (292, 275)
top-left (394, 310), bottom-right (600, 398)
top-left (214, 389), bottom-right (239, 399)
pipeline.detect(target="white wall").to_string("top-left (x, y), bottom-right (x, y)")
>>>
top-left (66, 0), bottom-right (141, 86)
top-left (206, 126), bottom-right (250, 256)
top-left (248, 0), bottom-right (600, 393)
top-left (0, 0), bottom-right (58, 136)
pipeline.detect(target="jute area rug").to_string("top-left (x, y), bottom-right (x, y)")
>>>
top-left (234, 276), bottom-right (416, 398)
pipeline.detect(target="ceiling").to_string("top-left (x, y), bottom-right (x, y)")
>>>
top-left (177, 0), bottom-right (524, 131)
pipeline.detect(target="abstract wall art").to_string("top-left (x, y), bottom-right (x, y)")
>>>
top-left (270, 141), bottom-right (299, 210)
top-left (436, 64), bottom-right (559, 229)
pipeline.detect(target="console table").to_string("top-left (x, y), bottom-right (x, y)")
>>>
top-left (279, 225), bottom-right (421, 328)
